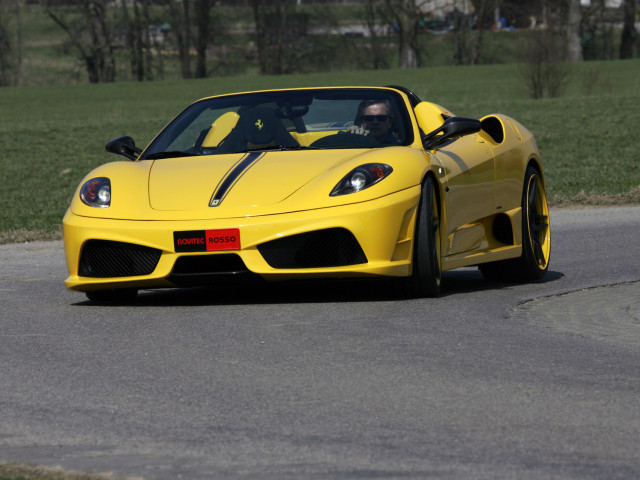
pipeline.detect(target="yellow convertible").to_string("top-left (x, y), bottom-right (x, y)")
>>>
top-left (63, 86), bottom-right (550, 301)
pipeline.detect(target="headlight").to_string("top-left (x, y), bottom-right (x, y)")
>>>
top-left (80, 177), bottom-right (111, 208)
top-left (330, 163), bottom-right (393, 197)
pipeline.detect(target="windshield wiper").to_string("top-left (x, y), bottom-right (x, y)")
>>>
top-left (145, 150), bottom-right (196, 160)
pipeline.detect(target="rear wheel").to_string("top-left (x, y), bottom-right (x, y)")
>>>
top-left (85, 288), bottom-right (138, 303)
top-left (402, 176), bottom-right (442, 297)
top-left (480, 165), bottom-right (550, 281)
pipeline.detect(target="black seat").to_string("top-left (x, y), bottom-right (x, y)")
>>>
top-left (217, 107), bottom-right (299, 154)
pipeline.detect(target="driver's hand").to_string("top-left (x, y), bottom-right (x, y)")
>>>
top-left (345, 125), bottom-right (369, 136)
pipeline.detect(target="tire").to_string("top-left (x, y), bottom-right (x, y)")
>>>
top-left (85, 288), bottom-right (138, 303)
top-left (479, 165), bottom-right (550, 282)
top-left (402, 176), bottom-right (442, 298)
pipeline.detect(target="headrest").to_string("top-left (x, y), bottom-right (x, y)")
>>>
top-left (238, 107), bottom-right (278, 144)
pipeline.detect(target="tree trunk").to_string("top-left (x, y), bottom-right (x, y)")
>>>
top-left (0, 0), bottom-right (22, 86)
top-left (565, 0), bottom-right (583, 62)
top-left (620, 0), bottom-right (636, 59)
top-left (14, 0), bottom-right (21, 85)
top-left (132, 0), bottom-right (144, 80)
top-left (120, 0), bottom-right (136, 79)
top-left (251, 0), bottom-right (268, 74)
top-left (88, 1), bottom-right (115, 82)
top-left (273, 3), bottom-right (286, 75)
top-left (194, 0), bottom-right (210, 78)
top-left (364, 0), bottom-right (388, 69)
top-left (177, 0), bottom-right (192, 79)
top-left (251, 0), bottom-right (287, 75)
top-left (392, 0), bottom-right (418, 69)
top-left (471, 0), bottom-right (486, 65)
top-left (142, 0), bottom-right (153, 80)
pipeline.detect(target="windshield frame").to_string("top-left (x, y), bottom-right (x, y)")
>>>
top-left (140, 88), bottom-right (414, 159)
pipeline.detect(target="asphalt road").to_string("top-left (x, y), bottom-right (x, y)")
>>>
top-left (1, 206), bottom-right (639, 480)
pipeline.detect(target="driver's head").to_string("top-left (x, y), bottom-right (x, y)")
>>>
top-left (357, 100), bottom-right (393, 141)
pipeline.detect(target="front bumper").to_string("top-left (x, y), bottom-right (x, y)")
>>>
top-left (63, 186), bottom-right (420, 291)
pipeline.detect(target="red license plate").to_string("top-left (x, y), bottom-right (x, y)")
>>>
top-left (205, 228), bottom-right (241, 251)
top-left (174, 228), bottom-right (240, 252)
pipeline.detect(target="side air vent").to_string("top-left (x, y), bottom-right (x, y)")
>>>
top-left (481, 116), bottom-right (504, 143)
top-left (493, 213), bottom-right (515, 245)
top-left (258, 228), bottom-right (367, 269)
top-left (79, 240), bottom-right (161, 278)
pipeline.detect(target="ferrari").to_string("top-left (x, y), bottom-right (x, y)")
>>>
top-left (63, 86), bottom-right (550, 301)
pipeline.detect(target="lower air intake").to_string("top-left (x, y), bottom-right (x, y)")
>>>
top-left (258, 228), bottom-right (367, 269)
top-left (169, 254), bottom-right (253, 286)
top-left (78, 240), bottom-right (161, 278)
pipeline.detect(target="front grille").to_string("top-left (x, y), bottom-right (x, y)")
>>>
top-left (78, 240), bottom-right (161, 278)
top-left (258, 228), bottom-right (367, 269)
top-left (172, 254), bottom-right (248, 275)
top-left (169, 254), bottom-right (253, 286)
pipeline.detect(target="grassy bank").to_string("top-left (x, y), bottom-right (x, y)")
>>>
top-left (1, 60), bottom-right (640, 243)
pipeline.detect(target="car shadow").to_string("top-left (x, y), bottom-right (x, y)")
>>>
top-left (73, 269), bottom-right (564, 307)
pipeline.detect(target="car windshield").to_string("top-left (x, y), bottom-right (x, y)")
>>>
top-left (141, 88), bottom-right (413, 159)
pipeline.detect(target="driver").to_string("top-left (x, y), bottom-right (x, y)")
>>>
top-left (347, 100), bottom-right (399, 144)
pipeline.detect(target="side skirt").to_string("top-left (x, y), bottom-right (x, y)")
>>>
top-left (442, 244), bottom-right (522, 272)
top-left (440, 205), bottom-right (523, 271)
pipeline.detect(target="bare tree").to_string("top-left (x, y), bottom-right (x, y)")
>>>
top-left (121, 0), bottom-right (147, 81)
top-left (521, 26), bottom-right (571, 99)
top-left (385, 0), bottom-right (419, 68)
top-left (168, 0), bottom-right (193, 78)
top-left (581, 0), bottom-right (616, 60)
top-left (194, 0), bottom-right (211, 78)
top-left (364, 0), bottom-right (390, 69)
top-left (0, 0), bottom-right (22, 86)
top-left (451, 3), bottom-right (476, 65)
top-left (565, 0), bottom-right (583, 62)
top-left (251, 0), bottom-right (309, 75)
top-left (252, 0), bottom-right (288, 75)
top-left (470, 0), bottom-right (487, 65)
top-left (620, 0), bottom-right (636, 59)
top-left (46, 0), bottom-right (116, 83)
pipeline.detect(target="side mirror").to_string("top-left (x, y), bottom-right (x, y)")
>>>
top-left (105, 136), bottom-right (142, 160)
top-left (422, 116), bottom-right (482, 150)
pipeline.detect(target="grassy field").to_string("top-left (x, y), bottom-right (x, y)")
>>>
top-left (1, 59), bottom-right (640, 244)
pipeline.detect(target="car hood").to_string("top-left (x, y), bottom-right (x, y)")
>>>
top-left (149, 150), bottom-right (370, 213)
top-left (69, 146), bottom-right (427, 221)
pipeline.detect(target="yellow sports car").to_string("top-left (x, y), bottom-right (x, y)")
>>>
top-left (63, 86), bottom-right (550, 302)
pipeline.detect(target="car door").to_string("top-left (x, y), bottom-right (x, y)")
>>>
top-left (434, 134), bottom-right (495, 256)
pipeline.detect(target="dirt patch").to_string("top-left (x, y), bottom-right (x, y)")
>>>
top-left (549, 186), bottom-right (640, 208)
top-left (0, 461), bottom-right (143, 480)
top-left (0, 229), bottom-right (62, 245)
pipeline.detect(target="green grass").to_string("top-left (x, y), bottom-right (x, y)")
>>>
top-left (1, 60), bottom-right (640, 243)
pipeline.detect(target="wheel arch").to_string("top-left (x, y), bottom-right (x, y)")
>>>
top-left (422, 169), bottom-right (443, 218)
top-left (526, 156), bottom-right (544, 182)
top-left (421, 168), bottom-right (445, 260)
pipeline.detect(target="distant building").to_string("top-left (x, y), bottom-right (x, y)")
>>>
top-left (580, 0), bottom-right (623, 6)
top-left (418, 0), bottom-right (474, 17)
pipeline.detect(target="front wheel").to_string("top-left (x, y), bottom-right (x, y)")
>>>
top-left (480, 165), bottom-right (550, 282)
top-left (401, 176), bottom-right (442, 298)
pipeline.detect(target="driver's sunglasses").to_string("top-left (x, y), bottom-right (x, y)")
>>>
top-left (361, 114), bottom-right (389, 123)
